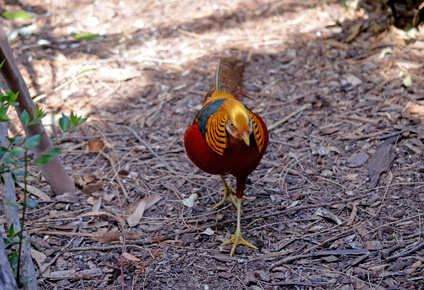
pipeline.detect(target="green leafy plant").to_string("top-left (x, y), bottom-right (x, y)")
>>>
top-left (1, 11), bottom-right (33, 20)
top-left (59, 111), bottom-right (88, 132)
top-left (4, 224), bottom-right (20, 276)
top-left (0, 77), bottom-right (87, 285)
top-left (74, 32), bottom-right (102, 42)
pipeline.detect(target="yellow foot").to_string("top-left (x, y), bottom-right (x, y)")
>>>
top-left (220, 233), bottom-right (258, 256)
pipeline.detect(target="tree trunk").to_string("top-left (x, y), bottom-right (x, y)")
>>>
top-left (0, 122), bottom-right (37, 289)
top-left (0, 237), bottom-right (18, 290)
top-left (0, 24), bottom-right (74, 195)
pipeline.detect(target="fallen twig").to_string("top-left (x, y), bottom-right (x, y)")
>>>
top-left (268, 103), bottom-right (312, 131)
top-left (386, 241), bottom-right (424, 262)
top-left (312, 249), bottom-right (369, 256)
top-left (381, 244), bottom-right (405, 259)
top-left (57, 132), bottom-right (132, 143)
top-left (272, 281), bottom-right (330, 287)
top-left (99, 150), bottom-right (128, 198)
top-left (248, 250), bottom-right (291, 262)
top-left (38, 237), bottom-right (76, 277)
top-left (269, 254), bottom-right (310, 270)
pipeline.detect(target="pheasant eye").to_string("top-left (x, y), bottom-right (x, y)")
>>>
top-left (230, 122), bottom-right (234, 127)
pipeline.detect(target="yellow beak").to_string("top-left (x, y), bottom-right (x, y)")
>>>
top-left (242, 132), bottom-right (250, 146)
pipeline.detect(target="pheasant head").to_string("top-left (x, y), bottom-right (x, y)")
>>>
top-left (221, 96), bottom-right (252, 146)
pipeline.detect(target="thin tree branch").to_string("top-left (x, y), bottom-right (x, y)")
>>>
top-left (386, 241), bottom-right (424, 262)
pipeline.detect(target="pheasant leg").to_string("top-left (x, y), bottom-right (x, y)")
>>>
top-left (220, 197), bottom-right (257, 256)
top-left (212, 175), bottom-right (238, 209)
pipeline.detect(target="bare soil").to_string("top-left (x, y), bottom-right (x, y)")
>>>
top-left (1, 0), bottom-right (424, 289)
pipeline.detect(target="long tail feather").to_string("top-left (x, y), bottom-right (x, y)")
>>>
top-left (204, 57), bottom-right (246, 103)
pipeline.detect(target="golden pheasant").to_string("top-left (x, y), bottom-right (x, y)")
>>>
top-left (184, 58), bottom-right (269, 255)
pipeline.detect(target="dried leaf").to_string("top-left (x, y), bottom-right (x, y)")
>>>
top-left (87, 139), bottom-right (104, 152)
top-left (55, 192), bottom-right (79, 203)
top-left (144, 194), bottom-right (162, 209)
top-left (313, 146), bottom-right (329, 156)
top-left (86, 196), bottom-right (97, 205)
top-left (92, 197), bottom-right (102, 212)
top-left (322, 39), bottom-right (349, 50)
top-left (74, 175), bottom-right (96, 187)
top-left (347, 152), bottom-right (369, 168)
top-left (78, 211), bottom-right (125, 227)
top-left (329, 146), bottom-right (340, 154)
top-left (126, 194), bottom-right (162, 214)
top-left (408, 104), bottom-right (424, 115)
top-left (92, 228), bottom-right (112, 243)
top-left (193, 10), bottom-right (215, 19)
top-left (82, 183), bottom-right (105, 194)
top-left (315, 207), bottom-right (343, 225)
top-left (103, 191), bottom-right (116, 203)
top-left (126, 194), bottom-right (162, 227)
top-left (16, 182), bottom-right (50, 201)
top-left (346, 23), bottom-right (362, 42)
top-left (127, 200), bottom-right (146, 227)
top-left (122, 252), bottom-right (141, 262)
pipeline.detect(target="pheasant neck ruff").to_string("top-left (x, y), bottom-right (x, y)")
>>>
top-left (196, 91), bottom-right (266, 156)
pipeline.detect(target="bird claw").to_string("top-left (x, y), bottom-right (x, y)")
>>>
top-left (212, 193), bottom-right (237, 209)
top-left (213, 176), bottom-right (251, 210)
top-left (220, 233), bottom-right (257, 256)
top-left (213, 193), bottom-right (249, 212)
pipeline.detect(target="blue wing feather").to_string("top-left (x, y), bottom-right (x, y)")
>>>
top-left (197, 99), bottom-right (226, 139)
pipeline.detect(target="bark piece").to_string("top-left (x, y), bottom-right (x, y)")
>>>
top-left (347, 152), bottom-right (369, 168)
top-left (368, 137), bottom-right (397, 188)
